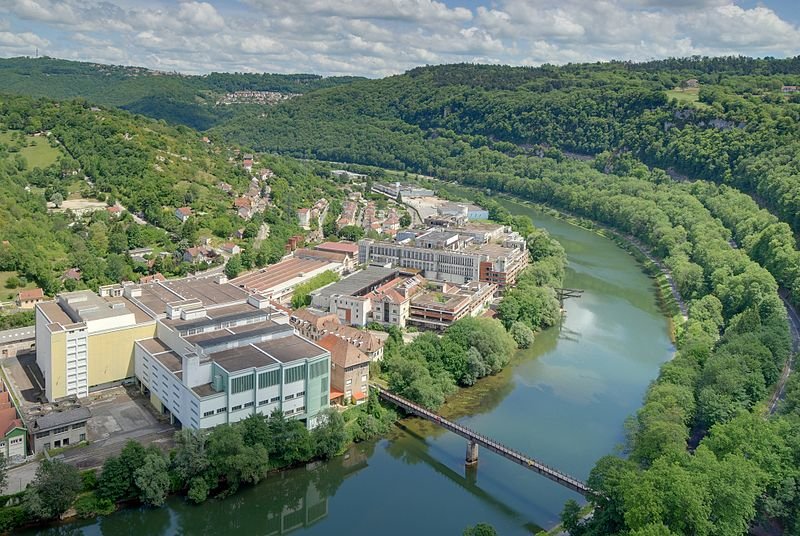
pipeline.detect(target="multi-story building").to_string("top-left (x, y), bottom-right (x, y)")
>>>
top-left (408, 281), bottom-right (497, 331)
top-left (35, 290), bottom-right (156, 400)
top-left (35, 276), bottom-right (332, 431)
top-left (358, 227), bottom-right (528, 290)
top-left (290, 309), bottom-right (384, 361)
top-left (30, 406), bottom-right (90, 453)
top-left (372, 182), bottom-right (434, 199)
top-left (231, 256), bottom-right (344, 304)
top-left (318, 334), bottom-right (370, 405)
top-left (0, 382), bottom-right (26, 458)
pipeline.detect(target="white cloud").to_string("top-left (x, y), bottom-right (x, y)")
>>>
top-left (0, 0), bottom-right (798, 77)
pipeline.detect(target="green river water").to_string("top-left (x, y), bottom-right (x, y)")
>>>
top-left (29, 199), bottom-right (674, 536)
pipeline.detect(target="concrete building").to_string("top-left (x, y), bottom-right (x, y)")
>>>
top-left (438, 202), bottom-right (489, 221)
top-left (310, 267), bottom-right (399, 326)
top-left (358, 227), bottom-right (528, 290)
top-left (408, 280), bottom-right (496, 331)
top-left (30, 406), bottom-right (90, 453)
top-left (35, 290), bottom-right (156, 400)
top-left (297, 208), bottom-right (311, 230)
top-left (231, 257), bottom-right (344, 305)
top-left (319, 334), bottom-right (370, 405)
top-left (372, 182), bottom-right (434, 199)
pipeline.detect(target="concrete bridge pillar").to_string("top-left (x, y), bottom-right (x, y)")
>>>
top-left (465, 440), bottom-right (479, 466)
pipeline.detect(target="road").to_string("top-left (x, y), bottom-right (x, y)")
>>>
top-left (768, 291), bottom-right (799, 415)
top-left (0, 326), bottom-right (35, 343)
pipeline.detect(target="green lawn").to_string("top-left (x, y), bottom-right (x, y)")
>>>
top-left (665, 88), bottom-right (711, 110)
top-left (0, 130), bottom-right (62, 169)
top-left (0, 271), bottom-right (38, 302)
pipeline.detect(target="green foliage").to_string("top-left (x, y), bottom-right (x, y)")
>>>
top-left (290, 270), bottom-right (340, 309)
top-left (462, 523), bottom-right (498, 536)
top-left (74, 492), bottom-right (115, 519)
top-left (509, 321), bottom-right (535, 349)
top-left (0, 505), bottom-right (29, 532)
top-left (80, 469), bottom-right (97, 492)
top-left (134, 449), bottom-right (171, 507)
top-left (23, 459), bottom-right (82, 520)
top-left (96, 441), bottom-right (146, 502)
top-left (312, 408), bottom-right (348, 459)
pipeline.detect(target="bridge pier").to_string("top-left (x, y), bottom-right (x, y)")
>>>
top-left (465, 440), bottom-right (479, 466)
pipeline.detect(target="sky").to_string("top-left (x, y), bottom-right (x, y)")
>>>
top-left (0, 0), bottom-right (799, 77)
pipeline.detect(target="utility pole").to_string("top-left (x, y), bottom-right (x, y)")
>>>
top-left (553, 287), bottom-right (584, 310)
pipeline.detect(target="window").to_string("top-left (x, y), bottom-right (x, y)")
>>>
top-left (258, 369), bottom-right (281, 389)
top-left (284, 394), bottom-right (294, 401)
top-left (53, 426), bottom-right (69, 435)
top-left (216, 407), bottom-right (226, 414)
top-left (296, 391), bottom-right (305, 397)
top-left (72, 423), bottom-right (84, 430)
top-left (259, 399), bottom-right (269, 406)
top-left (10, 437), bottom-right (22, 445)
top-left (231, 374), bottom-right (255, 394)
top-left (244, 401), bottom-right (254, 408)
top-left (63, 438), bottom-right (70, 446)
top-left (345, 379), bottom-right (352, 386)
top-left (203, 410), bottom-right (215, 417)
top-left (361, 374), bottom-right (368, 382)
top-left (284, 365), bottom-right (306, 384)
top-left (35, 432), bottom-right (49, 439)
top-left (270, 396), bottom-right (280, 403)
top-left (231, 404), bottom-right (242, 411)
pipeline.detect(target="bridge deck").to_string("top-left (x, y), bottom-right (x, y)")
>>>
top-left (377, 388), bottom-right (590, 495)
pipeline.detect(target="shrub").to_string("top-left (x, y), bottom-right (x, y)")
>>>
top-left (73, 493), bottom-right (115, 519)
top-left (0, 505), bottom-right (29, 532)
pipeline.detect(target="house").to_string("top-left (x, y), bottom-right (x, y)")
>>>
top-left (782, 85), bottom-right (800, 93)
top-left (319, 334), bottom-right (370, 405)
top-left (221, 242), bottom-right (241, 255)
top-left (290, 309), bottom-right (384, 361)
top-left (30, 407), bottom-right (90, 453)
top-left (217, 182), bottom-right (233, 195)
top-left (175, 207), bottom-right (192, 223)
top-left (237, 207), bottom-right (252, 220)
top-left (235, 228), bottom-right (246, 240)
top-left (139, 273), bottom-right (166, 284)
top-left (0, 384), bottom-right (26, 459)
top-left (183, 246), bottom-right (218, 264)
top-left (62, 268), bottom-right (82, 282)
top-left (106, 205), bottom-right (123, 217)
top-left (17, 288), bottom-right (44, 309)
top-left (202, 136), bottom-right (210, 143)
top-left (234, 197), bottom-right (251, 210)
top-left (684, 78), bottom-right (699, 89)
top-left (297, 208), bottom-right (311, 229)
top-left (243, 154), bottom-right (254, 171)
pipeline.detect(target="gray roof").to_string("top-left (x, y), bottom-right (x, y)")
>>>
top-left (312, 267), bottom-right (397, 298)
top-left (33, 407), bottom-right (91, 431)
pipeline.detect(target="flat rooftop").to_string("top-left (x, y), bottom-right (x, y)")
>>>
top-left (137, 277), bottom-right (249, 314)
top-left (313, 266), bottom-right (397, 298)
top-left (231, 257), bottom-right (335, 293)
top-left (254, 335), bottom-right (326, 364)
top-left (465, 242), bottom-right (520, 258)
top-left (162, 302), bottom-right (264, 331)
top-left (210, 334), bottom-right (324, 373)
top-left (57, 290), bottom-right (134, 323)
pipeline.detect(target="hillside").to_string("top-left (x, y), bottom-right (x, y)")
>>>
top-left (0, 93), bottom-right (345, 296)
top-left (0, 57), bottom-right (363, 130)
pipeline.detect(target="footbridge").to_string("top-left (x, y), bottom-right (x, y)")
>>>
top-left (375, 387), bottom-right (590, 496)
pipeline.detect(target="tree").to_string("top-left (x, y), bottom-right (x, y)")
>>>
top-left (338, 225), bottom-right (365, 242)
top-left (24, 459), bottom-right (82, 519)
top-left (312, 408), bottom-right (348, 459)
top-left (50, 192), bottom-right (63, 208)
top-left (560, 499), bottom-right (584, 535)
top-left (463, 523), bottom-right (498, 536)
top-left (224, 255), bottom-right (243, 279)
top-left (509, 321), bottom-right (535, 349)
top-left (134, 450), bottom-right (170, 507)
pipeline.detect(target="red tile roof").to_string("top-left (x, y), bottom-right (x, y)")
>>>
top-left (315, 242), bottom-right (359, 255)
top-left (318, 334), bottom-right (370, 368)
top-left (18, 288), bottom-right (44, 301)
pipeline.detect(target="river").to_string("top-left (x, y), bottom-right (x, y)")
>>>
top-left (28, 199), bottom-right (674, 535)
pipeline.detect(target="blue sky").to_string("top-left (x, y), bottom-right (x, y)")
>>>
top-left (0, 0), bottom-right (799, 77)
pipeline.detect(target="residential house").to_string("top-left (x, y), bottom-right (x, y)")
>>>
top-left (290, 309), bottom-right (384, 361)
top-left (217, 182), bottom-right (234, 195)
top-left (221, 243), bottom-right (241, 255)
top-left (0, 384), bottom-right (26, 458)
top-left (139, 273), bottom-right (166, 284)
top-left (319, 334), bottom-right (370, 405)
top-left (17, 288), bottom-right (44, 309)
top-left (62, 268), bottom-right (82, 282)
top-left (175, 207), bottom-right (192, 223)
top-left (183, 246), bottom-right (218, 265)
top-left (243, 154), bottom-right (254, 171)
top-left (783, 85), bottom-right (800, 93)
top-left (106, 205), bottom-right (123, 217)
top-left (30, 407), bottom-right (90, 453)
top-left (684, 78), bottom-right (699, 88)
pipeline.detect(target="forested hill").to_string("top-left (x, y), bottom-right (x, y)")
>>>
top-left (0, 57), bottom-right (362, 130)
top-left (213, 57), bottom-right (800, 232)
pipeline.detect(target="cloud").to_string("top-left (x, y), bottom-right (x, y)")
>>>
top-left (0, 0), bottom-right (798, 77)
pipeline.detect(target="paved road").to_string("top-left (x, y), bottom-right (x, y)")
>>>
top-left (0, 326), bottom-right (35, 343)
top-left (3, 460), bottom-right (39, 494)
top-left (769, 291), bottom-right (799, 415)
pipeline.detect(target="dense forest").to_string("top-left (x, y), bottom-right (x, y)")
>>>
top-left (3, 55), bottom-right (800, 533)
top-left (208, 57), bottom-right (800, 534)
top-left (0, 58), bottom-right (362, 129)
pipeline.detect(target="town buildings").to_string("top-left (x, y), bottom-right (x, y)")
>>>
top-left (175, 207), bottom-right (192, 223)
top-left (318, 334), bottom-right (370, 405)
top-left (372, 182), bottom-right (434, 199)
top-left (35, 276), bottom-right (333, 431)
top-left (289, 309), bottom-right (384, 361)
top-left (30, 406), bottom-right (89, 453)
top-left (357, 226), bottom-right (528, 290)
top-left (231, 255), bottom-right (344, 305)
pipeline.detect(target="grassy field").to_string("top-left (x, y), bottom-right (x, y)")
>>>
top-left (665, 88), bottom-right (711, 109)
top-left (0, 271), bottom-right (38, 302)
top-left (0, 130), bottom-right (62, 169)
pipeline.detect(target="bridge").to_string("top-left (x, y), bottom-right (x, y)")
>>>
top-left (376, 387), bottom-right (591, 496)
